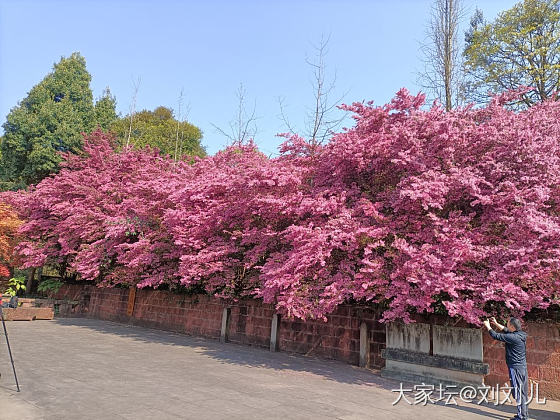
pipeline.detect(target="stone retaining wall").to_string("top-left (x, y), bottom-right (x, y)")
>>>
top-left (382, 322), bottom-right (489, 388)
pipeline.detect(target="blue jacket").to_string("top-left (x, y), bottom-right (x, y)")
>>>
top-left (488, 327), bottom-right (527, 369)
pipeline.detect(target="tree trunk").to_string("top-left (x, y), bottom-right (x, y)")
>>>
top-left (25, 267), bottom-right (36, 296)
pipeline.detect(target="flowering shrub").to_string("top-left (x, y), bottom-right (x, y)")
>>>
top-left (4, 90), bottom-right (560, 324)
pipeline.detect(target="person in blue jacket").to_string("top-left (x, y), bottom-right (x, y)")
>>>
top-left (483, 316), bottom-right (529, 420)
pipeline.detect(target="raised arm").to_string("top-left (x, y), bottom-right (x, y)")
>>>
top-left (491, 317), bottom-right (506, 332)
top-left (483, 319), bottom-right (517, 344)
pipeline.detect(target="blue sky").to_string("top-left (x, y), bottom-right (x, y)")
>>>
top-left (0, 0), bottom-right (516, 155)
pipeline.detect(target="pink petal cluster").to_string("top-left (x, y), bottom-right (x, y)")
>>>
top-left (4, 89), bottom-right (560, 324)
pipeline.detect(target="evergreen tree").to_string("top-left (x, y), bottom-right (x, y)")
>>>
top-left (0, 52), bottom-right (113, 189)
top-left (94, 87), bottom-right (118, 131)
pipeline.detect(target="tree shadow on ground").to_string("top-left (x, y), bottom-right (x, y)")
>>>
top-left (51, 317), bottom-right (560, 419)
top-left (52, 317), bottom-right (395, 387)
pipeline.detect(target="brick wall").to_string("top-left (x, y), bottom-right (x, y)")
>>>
top-left (133, 292), bottom-right (224, 339)
top-left (50, 284), bottom-right (386, 369)
top-left (483, 321), bottom-right (560, 400)
top-left (277, 307), bottom-right (386, 368)
top-left (227, 301), bottom-right (274, 347)
top-left (54, 285), bottom-right (225, 339)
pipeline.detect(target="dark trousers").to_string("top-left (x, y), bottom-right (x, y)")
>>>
top-left (509, 366), bottom-right (529, 419)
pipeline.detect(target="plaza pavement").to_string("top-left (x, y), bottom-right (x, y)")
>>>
top-left (0, 318), bottom-right (559, 419)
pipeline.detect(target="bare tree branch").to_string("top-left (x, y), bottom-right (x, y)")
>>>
top-left (211, 83), bottom-right (258, 146)
top-left (178, 100), bottom-right (191, 159)
top-left (174, 88), bottom-right (184, 162)
top-left (305, 34), bottom-right (348, 147)
top-left (277, 96), bottom-right (297, 136)
top-left (418, 0), bottom-right (466, 110)
top-left (279, 34), bottom-right (348, 152)
top-left (126, 77), bottom-right (141, 148)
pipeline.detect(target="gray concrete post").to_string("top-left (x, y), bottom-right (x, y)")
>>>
top-left (270, 313), bottom-right (280, 352)
top-left (359, 321), bottom-right (369, 368)
top-left (220, 307), bottom-right (231, 343)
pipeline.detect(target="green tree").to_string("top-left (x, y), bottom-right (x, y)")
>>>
top-left (464, 0), bottom-right (560, 107)
top-left (110, 106), bottom-right (205, 158)
top-left (0, 52), bottom-right (116, 189)
top-left (94, 87), bottom-right (118, 130)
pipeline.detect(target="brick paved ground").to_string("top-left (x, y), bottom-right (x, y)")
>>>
top-left (1, 318), bottom-right (559, 419)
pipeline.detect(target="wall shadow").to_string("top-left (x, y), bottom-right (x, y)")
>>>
top-left (52, 317), bottom-right (395, 388)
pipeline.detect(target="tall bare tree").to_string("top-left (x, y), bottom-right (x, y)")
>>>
top-left (279, 34), bottom-right (347, 152)
top-left (212, 83), bottom-right (257, 146)
top-left (126, 77), bottom-right (141, 148)
top-left (172, 89), bottom-right (192, 161)
top-left (178, 100), bottom-right (191, 160)
top-left (419, 0), bottom-right (465, 110)
top-left (174, 89), bottom-right (184, 162)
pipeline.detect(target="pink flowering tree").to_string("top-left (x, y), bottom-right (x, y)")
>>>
top-left (164, 142), bottom-right (309, 299)
top-left (280, 89), bottom-right (560, 323)
top-left (5, 90), bottom-right (560, 325)
top-left (3, 129), bottom-right (186, 288)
